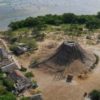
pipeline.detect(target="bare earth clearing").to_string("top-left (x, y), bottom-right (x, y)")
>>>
top-left (33, 45), bottom-right (100, 100)
top-left (17, 34), bottom-right (100, 100)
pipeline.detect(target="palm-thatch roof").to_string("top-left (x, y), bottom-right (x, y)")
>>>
top-left (33, 41), bottom-right (96, 76)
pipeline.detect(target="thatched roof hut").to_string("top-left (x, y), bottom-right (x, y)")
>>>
top-left (33, 41), bottom-right (96, 76)
top-left (0, 48), bottom-right (8, 60)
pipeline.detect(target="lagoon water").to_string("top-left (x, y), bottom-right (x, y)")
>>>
top-left (0, 0), bottom-right (100, 30)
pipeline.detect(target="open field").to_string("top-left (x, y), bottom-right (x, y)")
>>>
top-left (15, 31), bottom-right (100, 100)
top-left (1, 1), bottom-right (100, 99)
top-left (1, 25), bottom-right (100, 100)
top-left (32, 45), bottom-right (100, 100)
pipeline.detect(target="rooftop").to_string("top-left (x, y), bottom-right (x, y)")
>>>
top-left (63, 41), bottom-right (77, 47)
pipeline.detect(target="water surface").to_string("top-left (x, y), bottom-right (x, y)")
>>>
top-left (0, 0), bottom-right (100, 30)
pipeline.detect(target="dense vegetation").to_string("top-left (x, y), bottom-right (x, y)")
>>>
top-left (20, 97), bottom-right (30, 100)
top-left (25, 72), bottom-right (34, 78)
top-left (8, 12), bottom-right (100, 30)
top-left (0, 69), bottom-right (37, 100)
top-left (90, 90), bottom-right (100, 100)
top-left (0, 71), bottom-right (16, 100)
top-left (5, 12), bottom-right (100, 56)
top-left (0, 92), bottom-right (16, 100)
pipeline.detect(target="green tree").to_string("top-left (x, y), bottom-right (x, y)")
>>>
top-left (0, 92), bottom-right (16, 100)
top-left (77, 16), bottom-right (87, 24)
top-left (62, 13), bottom-right (78, 24)
top-left (90, 90), bottom-right (100, 100)
top-left (24, 17), bottom-right (38, 27)
top-left (0, 85), bottom-right (7, 95)
top-left (3, 78), bottom-right (14, 91)
top-left (20, 67), bottom-right (27, 72)
top-left (97, 12), bottom-right (100, 18)
top-left (20, 97), bottom-right (30, 100)
top-left (86, 19), bottom-right (100, 29)
top-left (25, 72), bottom-right (34, 78)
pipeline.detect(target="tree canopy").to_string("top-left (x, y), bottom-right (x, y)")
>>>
top-left (0, 92), bottom-right (16, 100)
top-left (8, 12), bottom-right (100, 30)
top-left (90, 90), bottom-right (100, 100)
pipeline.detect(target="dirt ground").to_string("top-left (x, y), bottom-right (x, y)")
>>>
top-left (17, 33), bottom-right (100, 100)
top-left (33, 45), bottom-right (100, 100)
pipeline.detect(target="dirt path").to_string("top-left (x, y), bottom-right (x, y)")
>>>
top-left (0, 39), bottom-right (21, 69)
top-left (33, 46), bottom-right (100, 100)
top-left (2, 37), bottom-right (98, 100)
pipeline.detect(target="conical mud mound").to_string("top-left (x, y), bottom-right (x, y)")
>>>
top-left (35, 41), bottom-right (96, 75)
top-left (51, 41), bottom-right (87, 66)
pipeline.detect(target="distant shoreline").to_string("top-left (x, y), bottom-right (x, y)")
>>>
top-left (0, 12), bottom-right (99, 32)
top-left (1, 0), bottom-right (100, 31)
top-left (0, 27), bottom-right (8, 32)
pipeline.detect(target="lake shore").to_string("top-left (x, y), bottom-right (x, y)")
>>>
top-left (1, 0), bottom-right (100, 30)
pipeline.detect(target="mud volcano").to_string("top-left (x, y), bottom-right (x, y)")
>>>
top-left (36, 41), bottom-right (96, 75)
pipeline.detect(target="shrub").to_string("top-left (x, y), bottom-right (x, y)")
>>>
top-left (20, 97), bottom-right (30, 100)
top-left (0, 72), bottom-right (6, 79)
top-left (10, 44), bottom-right (17, 52)
top-left (3, 78), bottom-right (14, 91)
top-left (25, 72), bottom-right (34, 78)
top-left (0, 92), bottom-right (16, 100)
top-left (20, 67), bottom-right (27, 72)
top-left (0, 85), bottom-right (7, 95)
top-left (90, 90), bottom-right (100, 100)
top-left (32, 80), bottom-right (38, 89)
top-left (86, 19), bottom-right (100, 29)
top-left (26, 39), bottom-right (37, 50)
